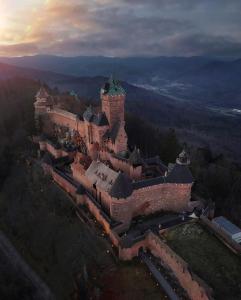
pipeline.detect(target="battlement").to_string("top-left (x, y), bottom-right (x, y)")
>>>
top-left (35, 78), bottom-right (195, 226)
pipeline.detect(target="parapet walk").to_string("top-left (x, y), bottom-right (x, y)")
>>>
top-left (45, 162), bottom-right (213, 300)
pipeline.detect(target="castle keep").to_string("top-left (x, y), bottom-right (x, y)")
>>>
top-left (34, 77), bottom-right (194, 228)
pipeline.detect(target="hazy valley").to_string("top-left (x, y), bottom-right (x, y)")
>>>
top-left (0, 56), bottom-right (240, 161)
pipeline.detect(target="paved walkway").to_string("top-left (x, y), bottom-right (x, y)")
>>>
top-left (139, 250), bottom-right (180, 300)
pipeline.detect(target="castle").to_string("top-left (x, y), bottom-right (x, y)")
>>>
top-left (34, 77), bottom-right (195, 229)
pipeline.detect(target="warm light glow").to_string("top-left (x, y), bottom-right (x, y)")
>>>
top-left (0, 0), bottom-right (240, 57)
top-left (0, 9), bottom-right (8, 32)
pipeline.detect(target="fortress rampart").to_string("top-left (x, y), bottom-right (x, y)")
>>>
top-left (119, 231), bottom-right (213, 300)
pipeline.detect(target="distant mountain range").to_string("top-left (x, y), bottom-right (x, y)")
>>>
top-left (1, 55), bottom-right (241, 109)
top-left (0, 61), bottom-right (173, 106)
top-left (0, 58), bottom-right (240, 161)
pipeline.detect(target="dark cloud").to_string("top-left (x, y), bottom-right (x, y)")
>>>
top-left (3, 0), bottom-right (241, 57)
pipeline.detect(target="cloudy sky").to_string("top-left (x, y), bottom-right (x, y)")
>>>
top-left (0, 0), bottom-right (241, 57)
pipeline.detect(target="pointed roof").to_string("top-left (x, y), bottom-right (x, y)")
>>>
top-left (76, 185), bottom-right (85, 195)
top-left (70, 90), bottom-right (79, 100)
top-left (83, 106), bottom-right (94, 122)
top-left (176, 149), bottom-right (190, 165)
top-left (42, 152), bottom-right (54, 166)
top-left (85, 161), bottom-right (133, 199)
top-left (109, 172), bottom-right (133, 199)
top-left (101, 75), bottom-right (126, 96)
top-left (85, 161), bottom-right (119, 193)
top-left (129, 147), bottom-right (142, 166)
top-left (36, 86), bottom-right (49, 99)
top-left (166, 164), bottom-right (193, 184)
top-left (92, 112), bottom-right (109, 126)
top-left (103, 122), bottom-right (120, 142)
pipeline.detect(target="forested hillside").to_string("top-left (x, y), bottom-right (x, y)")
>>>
top-left (0, 77), bottom-right (240, 226)
top-left (1, 62), bottom-right (241, 161)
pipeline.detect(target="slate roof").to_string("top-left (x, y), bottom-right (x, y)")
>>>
top-left (42, 152), bottom-right (54, 166)
top-left (103, 122), bottom-right (120, 142)
top-left (36, 86), bottom-right (49, 99)
top-left (101, 76), bottom-right (126, 96)
top-left (129, 147), bottom-right (142, 166)
top-left (83, 106), bottom-right (94, 122)
top-left (83, 107), bottom-right (109, 127)
top-left (166, 164), bottom-right (193, 184)
top-left (176, 149), bottom-right (190, 165)
top-left (109, 172), bottom-right (133, 199)
top-left (69, 90), bottom-right (78, 99)
top-left (145, 156), bottom-right (168, 170)
top-left (133, 162), bottom-right (193, 189)
top-left (85, 161), bottom-right (119, 193)
top-left (92, 112), bottom-right (109, 126)
top-left (76, 185), bottom-right (85, 195)
top-left (85, 161), bottom-right (133, 199)
top-left (132, 176), bottom-right (165, 190)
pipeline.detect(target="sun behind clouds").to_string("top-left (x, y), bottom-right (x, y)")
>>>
top-left (0, 0), bottom-right (241, 57)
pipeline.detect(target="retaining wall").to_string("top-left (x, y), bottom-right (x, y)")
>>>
top-left (119, 231), bottom-right (213, 300)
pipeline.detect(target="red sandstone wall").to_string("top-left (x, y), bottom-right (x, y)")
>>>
top-left (35, 106), bottom-right (47, 114)
top-left (92, 124), bottom-right (109, 145)
top-left (100, 150), bottom-right (142, 180)
top-left (119, 231), bottom-right (213, 300)
top-left (147, 232), bottom-right (212, 300)
top-left (49, 110), bottom-right (78, 131)
top-left (109, 183), bottom-right (192, 223)
top-left (130, 183), bottom-right (192, 215)
top-left (110, 199), bottom-right (132, 224)
top-left (40, 141), bottom-right (69, 159)
top-left (101, 94), bottom-right (125, 127)
top-left (113, 123), bottom-right (128, 153)
top-left (82, 194), bottom-right (120, 246)
top-left (72, 167), bottom-right (91, 190)
top-left (52, 170), bottom-right (77, 197)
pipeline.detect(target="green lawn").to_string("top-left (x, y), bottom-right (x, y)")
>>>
top-left (164, 222), bottom-right (241, 300)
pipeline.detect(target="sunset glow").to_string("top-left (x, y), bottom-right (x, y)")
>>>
top-left (0, 0), bottom-right (241, 57)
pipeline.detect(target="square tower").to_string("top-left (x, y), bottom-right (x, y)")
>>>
top-left (100, 76), bottom-right (126, 128)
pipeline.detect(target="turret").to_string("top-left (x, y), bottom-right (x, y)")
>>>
top-left (100, 76), bottom-right (126, 128)
top-left (34, 86), bottom-right (53, 116)
top-left (176, 149), bottom-right (190, 165)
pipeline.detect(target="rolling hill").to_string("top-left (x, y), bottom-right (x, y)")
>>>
top-left (1, 55), bottom-right (241, 109)
top-left (0, 61), bottom-right (240, 161)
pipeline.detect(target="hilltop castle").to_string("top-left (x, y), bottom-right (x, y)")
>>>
top-left (34, 77), bottom-right (195, 228)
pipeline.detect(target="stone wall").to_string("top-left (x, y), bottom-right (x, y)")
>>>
top-left (147, 232), bottom-right (213, 300)
top-left (49, 109), bottom-right (79, 131)
top-left (80, 194), bottom-right (120, 246)
top-left (51, 169), bottom-right (77, 197)
top-left (100, 150), bottom-right (142, 179)
top-left (70, 152), bottom-right (192, 225)
top-left (109, 183), bottom-right (192, 224)
top-left (113, 122), bottom-right (128, 153)
top-left (101, 94), bottom-right (125, 127)
top-left (39, 141), bottom-right (68, 159)
top-left (40, 160), bottom-right (210, 300)
top-left (130, 183), bottom-right (192, 216)
top-left (119, 231), bottom-right (213, 300)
